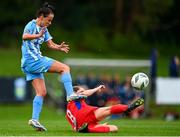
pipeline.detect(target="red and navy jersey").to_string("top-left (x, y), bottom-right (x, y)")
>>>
top-left (66, 99), bottom-right (98, 131)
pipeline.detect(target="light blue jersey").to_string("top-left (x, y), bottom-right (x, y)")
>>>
top-left (21, 19), bottom-right (54, 81)
top-left (21, 19), bottom-right (52, 67)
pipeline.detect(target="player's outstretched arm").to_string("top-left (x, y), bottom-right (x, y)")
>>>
top-left (46, 40), bottom-right (70, 53)
top-left (76, 85), bottom-right (105, 96)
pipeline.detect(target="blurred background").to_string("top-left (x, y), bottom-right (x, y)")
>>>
top-left (0, 0), bottom-right (180, 124)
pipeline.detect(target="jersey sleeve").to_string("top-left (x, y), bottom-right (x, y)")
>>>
top-left (23, 22), bottom-right (35, 35)
top-left (44, 29), bottom-right (53, 42)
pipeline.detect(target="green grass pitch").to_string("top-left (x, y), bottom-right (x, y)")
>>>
top-left (0, 104), bottom-right (180, 136)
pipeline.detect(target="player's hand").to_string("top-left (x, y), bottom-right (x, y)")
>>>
top-left (58, 42), bottom-right (70, 53)
top-left (38, 27), bottom-right (46, 37)
top-left (97, 85), bottom-right (105, 92)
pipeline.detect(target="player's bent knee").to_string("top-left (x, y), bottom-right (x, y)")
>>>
top-left (39, 90), bottom-right (47, 97)
top-left (42, 92), bottom-right (47, 97)
top-left (59, 64), bottom-right (70, 73)
top-left (63, 64), bottom-right (70, 72)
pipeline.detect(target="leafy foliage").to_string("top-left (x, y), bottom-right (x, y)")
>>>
top-left (0, 0), bottom-right (179, 56)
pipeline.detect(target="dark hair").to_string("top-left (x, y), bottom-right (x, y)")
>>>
top-left (73, 86), bottom-right (79, 92)
top-left (36, 2), bottom-right (55, 18)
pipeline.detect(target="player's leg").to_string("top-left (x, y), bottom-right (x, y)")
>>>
top-left (48, 60), bottom-right (86, 101)
top-left (23, 57), bottom-right (69, 95)
top-left (94, 98), bottom-right (144, 121)
top-left (88, 124), bottom-right (118, 133)
top-left (22, 58), bottom-right (50, 131)
top-left (29, 78), bottom-right (47, 131)
top-left (48, 60), bottom-right (72, 96)
top-left (94, 104), bottom-right (128, 121)
top-left (124, 98), bottom-right (144, 114)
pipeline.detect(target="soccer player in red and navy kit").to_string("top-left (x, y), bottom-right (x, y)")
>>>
top-left (66, 85), bottom-right (144, 133)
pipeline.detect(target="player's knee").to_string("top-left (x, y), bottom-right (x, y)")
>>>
top-left (42, 92), bottom-right (47, 97)
top-left (42, 91), bottom-right (47, 97)
top-left (62, 64), bottom-right (70, 72)
top-left (109, 125), bottom-right (118, 132)
top-left (39, 90), bottom-right (47, 97)
top-left (64, 65), bottom-right (70, 72)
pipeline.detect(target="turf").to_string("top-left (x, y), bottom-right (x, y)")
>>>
top-left (0, 48), bottom-right (170, 77)
top-left (0, 104), bottom-right (180, 136)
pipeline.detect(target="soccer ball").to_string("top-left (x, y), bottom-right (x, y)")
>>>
top-left (131, 72), bottom-right (149, 90)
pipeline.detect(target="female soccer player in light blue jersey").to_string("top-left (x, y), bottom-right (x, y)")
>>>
top-left (21, 2), bottom-right (84, 131)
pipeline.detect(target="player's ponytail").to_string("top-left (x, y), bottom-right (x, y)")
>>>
top-left (43, 2), bottom-right (49, 8)
top-left (42, 2), bottom-right (55, 13)
top-left (36, 2), bottom-right (55, 18)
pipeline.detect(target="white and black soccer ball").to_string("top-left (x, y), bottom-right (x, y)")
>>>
top-left (131, 72), bottom-right (149, 90)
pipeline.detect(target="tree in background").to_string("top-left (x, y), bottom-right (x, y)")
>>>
top-left (0, 0), bottom-right (179, 56)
